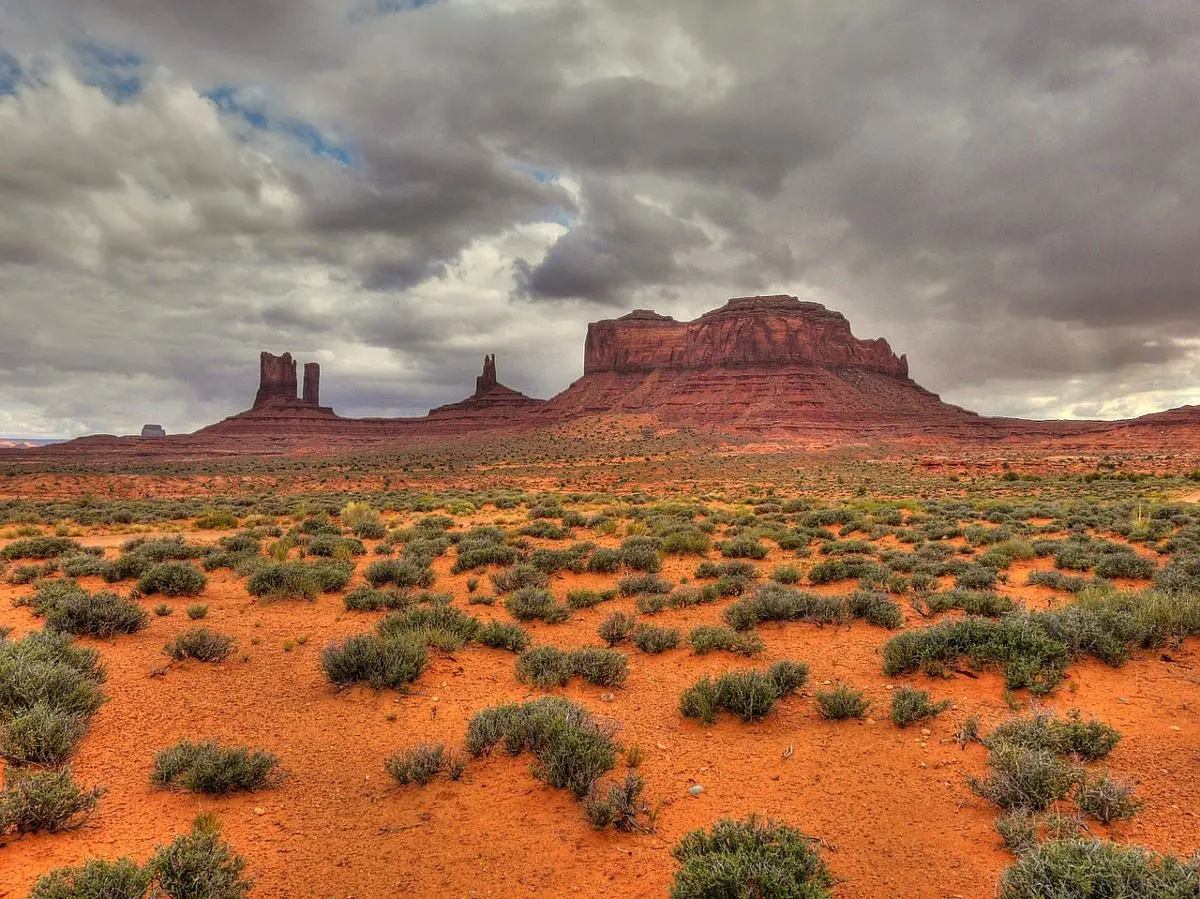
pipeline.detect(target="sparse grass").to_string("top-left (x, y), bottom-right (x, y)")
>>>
top-left (670, 815), bottom-right (833, 899)
top-left (598, 612), bottom-right (638, 646)
top-left (152, 740), bottom-right (280, 794)
top-left (1076, 772), bottom-right (1139, 823)
top-left (584, 772), bottom-right (647, 831)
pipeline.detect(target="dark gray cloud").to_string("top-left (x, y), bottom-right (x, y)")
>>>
top-left (2, 0), bottom-right (1200, 436)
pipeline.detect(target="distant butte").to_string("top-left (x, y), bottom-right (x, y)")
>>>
top-left (23, 294), bottom-right (1200, 455)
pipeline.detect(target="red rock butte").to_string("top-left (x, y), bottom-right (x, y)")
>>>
top-left (19, 294), bottom-right (1200, 454)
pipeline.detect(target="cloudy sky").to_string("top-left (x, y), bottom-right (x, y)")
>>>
top-left (2, 0), bottom-right (1199, 436)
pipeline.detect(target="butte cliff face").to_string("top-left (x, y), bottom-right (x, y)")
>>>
top-left (542, 295), bottom-right (979, 434)
top-left (584, 296), bottom-right (909, 377)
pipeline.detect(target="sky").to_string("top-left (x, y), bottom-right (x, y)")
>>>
top-left (2, 0), bottom-right (1199, 437)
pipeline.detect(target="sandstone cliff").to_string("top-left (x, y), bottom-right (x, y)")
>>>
top-left (584, 296), bottom-right (908, 377)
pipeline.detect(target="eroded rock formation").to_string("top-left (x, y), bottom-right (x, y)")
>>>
top-left (428, 355), bottom-right (544, 424)
top-left (303, 363), bottom-right (321, 407)
top-left (584, 296), bottom-right (907, 376)
top-left (255, 352), bottom-right (300, 406)
top-left (140, 424), bottom-right (166, 438)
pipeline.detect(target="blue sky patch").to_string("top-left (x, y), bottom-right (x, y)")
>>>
top-left (204, 85), bottom-right (360, 167)
top-left (71, 40), bottom-right (144, 102)
top-left (0, 49), bottom-right (21, 96)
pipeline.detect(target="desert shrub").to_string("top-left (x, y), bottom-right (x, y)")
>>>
top-left (681, 664), bottom-right (806, 724)
top-left (152, 740), bottom-right (279, 794)
top-left (634, 593), bottom-right (669, 614)
top-left (566, 588), bottom-right (616, 609)
top-left (889, 686), bottom-right (950, 728)
top-left (515, 645), bottom-right (572, 688)
top-left (385, 743), bottom-right (445, 786)
top-left (39, 589), bottom-right (148, 638)
top-left (504, 587), bottom-right (570, 623)
top-left (570, 647), bottom-right (629, 687)
top-left (1076, 772), bottom-right (1139, 823)
top-left (660, 529), bottom-right (711, 556)
top-left (476, 620), bottom-right (531, 652)
top-left (596, 611), bottom-right (637, 647)
top-left (688, 625), bottom-right (764, 657)
top-left (771, 565), bottom-right (802, 585)
top-left (0, 631), bottom-right (105, 724)
top-left (9, 563), bottom-right (57, 585)
top-left (920, 589), bottom-right (1016, 617)
top-left (490, 564), bottom-right (550, 593)
top-left (1093, 553), bottom-right (1155, 580)
top-left (0, 703), bottom-right (87, 766)
top-left (955, 564), bottom-right (999, 590)
top-left (621, 544), bottom-right (662, 573)
top-left (1026, 570), bottom-right (1092, 593)
top-left (529, 547), bottom-right (587, 574)
top-left (164, 628), bottom-right (233, 663)
top-left (138, 562), bottom-right (207, 597)
top-left (519, 520), bottom-right (571, 540)
top-left (815, 683), bottom-right (870, 720)
top-left (194, 508), bottom-right (239, 530)
top-left (584, 772), bottom-right (647, 831)
top-left (969, 743), bottom-right (1079, 811)
top-left (362, 559), bottom-right (433, 591)
top-left (343, 585), bottom-right (410, 612)
top-left (186, 604), bottom-right (208, 620)
top-left (1155, 555), bottom-right (1200, 593)
top-left (767, 660), bottom-right (809, 695)
top-left (716, 537), bottom-right (769, 559)
top-left (1, 536), bottom-right (82, 561)
top-left (995, 810), bottom-right (1038, 854)
top-left (586, 549), bottom-right (623, 574)
top-left (669, 815), bottom-right (833, 899)
top-left (151, 818), bottom-right (252, 899)
top-left (321, 633), bottom-right (426, 690)
top-left (847, 589), bottom-right (904, 629)
top-left (0, 768), bottom-right (101, 834)
top-left (633, 624), bottom-right (679, 653)
top-left (122, 537), bottom-right (209, 563)
top-left (377, 605), bottom-right (481, 650)
top-left (808, 557), bottom-right (887, 584)
top-left (60, 554), bottom-right (106, 578)
top-left (695, 560), bottom-right (759, 580)
top-left (465, 697), bottom-right (617, 799)
top-left (617, 573), bottom-right (672, 597)
top-left (305, 534), bottom-right (366, 558)
top-left (723, 585), bottom-right (845, 631)
top-left (997, 839), bottom-right (1200, 899)
top-left (28, 857), bottom-right (152, 899)
top-left (987, 711), bottom-right (1120, 762)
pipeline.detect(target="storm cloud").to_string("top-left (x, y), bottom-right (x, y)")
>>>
top-left (2, 0), bottom-right (1199, 435)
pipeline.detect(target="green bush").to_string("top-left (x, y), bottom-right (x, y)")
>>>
top-left (248, 560), bottom-right (353, 599)
top-left (1076, 772), bottom-right (1139, 823)
top-left (889, 686), bottom-right (950, 728)
top-left (986, 711), bottom-right (1120, 762)
top-left (716, 537), bottom-right (769, 560)
top-left (376, 605), bottom-right (481, 651)
top-left (504, 587), bottom-right (569, 623)
top-left (584, 772), bottom-right (646, 831)
top-left (723, 585), bottom-right (845, 631)
top-left (969, 743), bottom-right (1079, 812)
top-left (29, 857), bottom-right (151, 899)
top-left (998, 839), bottom-right (1199, 899)
top-left (670, 815), bottom-right (833, 899)
top-left (490, 564), bottom-right (550, 593)
top-left (681, 663), bottom-right (807, 724)
top-left (995, 810), bottom-right (1038, 854)
top-left (586, 549), bottom-right (623, 574)
top-left (385, 743), bottom-right (445, 786)
top-left (920, 589), bottom-right (1016, 617)
top-left (515, 646), bottom-right (629, 689)
top-left (815, 683), bottom-right (870, 720)
top-left (633, 624), bottom-right (679, 653)
top-left (164, 628), bottom-right (233, 663)
top-left (321, 633), bottom-right (427, 690)
top-left (566, 588), bottom-right (616, 609)
top-left (44, 590), bottom-right (149, 638)
top-left (598, 611), bottom-right (638, 646)
top-left (138, 562), bottom-right (207, 597)
top-left (362, 559), bottom-right (434, 591)
top-left (0, 768), bottom-right (101, 834)
top-left (688, 625), bottom-right (764, 657)
top-left (466, 697), bottom-right (616, 799)
top-left (151, 818), bottom-right (252, 899)
top-left (152, 740), bottom-right (279, 795)
top-left (0, 703), bottom-right (87, 766)
top-left (1, 536), bottom-right (82, 561)
top-left (476, 621), bottom-right (531, 652)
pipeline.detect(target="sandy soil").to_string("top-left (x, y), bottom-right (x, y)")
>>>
top-left (2, 515), bottom-right (1197, 899)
